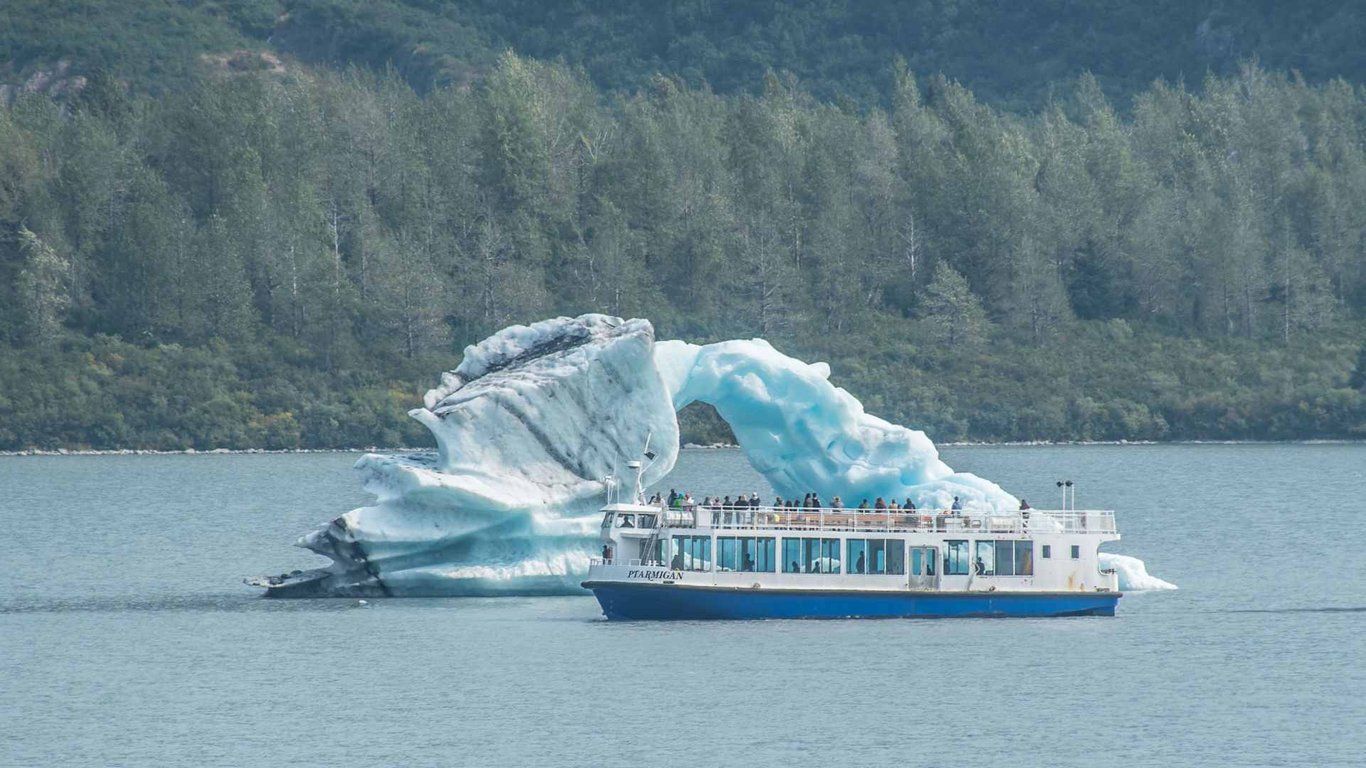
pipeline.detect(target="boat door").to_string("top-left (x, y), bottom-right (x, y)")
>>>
top-left (908, 545), bottom-right (938, 591)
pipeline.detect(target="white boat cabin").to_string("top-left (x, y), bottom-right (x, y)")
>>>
top-left (594, 501), bottom-right (1121, 594)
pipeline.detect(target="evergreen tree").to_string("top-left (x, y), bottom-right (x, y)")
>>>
top-left (920, 263), bottom-right (990, 348)
top-left (15, 226), bottom-right (70, 343)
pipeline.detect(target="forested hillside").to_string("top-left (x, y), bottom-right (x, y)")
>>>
top-left (4, 1), bottom-right (1366, 109)
top-left (2, 53), bottom-right (1364, 449)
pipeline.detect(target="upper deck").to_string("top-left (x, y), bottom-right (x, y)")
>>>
top-left (602, 503), bottom-right (1116, 536)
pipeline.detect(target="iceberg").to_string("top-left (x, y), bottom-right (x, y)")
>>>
top-left (253, 314), bottom-right (1173, 597)
top-left (1099, 553), bottom-right (1178, 592)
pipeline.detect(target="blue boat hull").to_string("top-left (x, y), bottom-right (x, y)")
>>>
top-left (584, 582), bottom-right (1120, 620)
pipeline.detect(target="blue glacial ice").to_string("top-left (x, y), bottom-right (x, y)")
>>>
top-left (258, 314), bottom-right (1173, 597)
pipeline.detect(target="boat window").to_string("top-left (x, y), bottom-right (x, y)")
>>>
top-left (910, 547), bottom-right (936, 576)
top-left (601, 512), bottom-right (615, 529)
top-left (803, 538), bottom-right (841, 574)
top-left (823, 538), bottom-right (841, 573)
top-left (783, 538), bottom-right (802, 573)
top-left (1071, 544), bottom-right (1080, 559)
top-left (847, 539), bottom-right (867, 573)
top-left (868, 539), bottom-right (886, 574)
top-left (944, 540), bottom-right (971, 575)
top-left (718, 537), bottom-right (738, 571)
top-left (720, 534), bottom-right (777, 572)
top-left (637, 514), bottom-right (657, 529)
top-left (617, 513), bottom-right (635, 528)
top-left (974, 540), bottom-right (995, 576)
top-left (1041, 544), bottom-right (1051, 559)
top-left (741, 537), bottom-right (775, 573)
top-left (784, 538), bottom-right (839, 573)
top-left (995, 540), bottom-right (1014, 575)
top-left (847, 539), bottom-right (907, 575)
top-left (887, 541), bottom-right (904, 575)
top-left (670, 535), bottom-right (711, 571)
top-left (973, 540), bottom-right (1036, 575)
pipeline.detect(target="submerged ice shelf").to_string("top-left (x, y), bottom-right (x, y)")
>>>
top-left (254, 314), bottom-right (1174, 597)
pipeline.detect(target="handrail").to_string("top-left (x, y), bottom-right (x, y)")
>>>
top-left (629, 504), bottom-right (1115, 535)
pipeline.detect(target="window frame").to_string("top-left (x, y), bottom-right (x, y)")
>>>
top-left (974, 540), bottom-right (995, 576)
top-left (847, 539), bottom-right (868, 574)
top-left (782, 538), bottom-right (803, 573)
top-left (1014, 540), bottom-right (1033, 576)
top-left (944, 540), bottom-right (971, 575)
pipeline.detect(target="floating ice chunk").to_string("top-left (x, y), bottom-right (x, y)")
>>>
top-left (1100, 553), bottom-right (1178, 591)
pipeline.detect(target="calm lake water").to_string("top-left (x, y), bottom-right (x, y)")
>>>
top-left (2, 445), bottom-right (1363, 767)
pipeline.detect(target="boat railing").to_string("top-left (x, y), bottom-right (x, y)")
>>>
top-left (637, 505), bottom-right (1115, 535)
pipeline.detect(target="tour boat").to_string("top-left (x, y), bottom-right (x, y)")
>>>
top-left (582, 463), bottom-right (1121, 620)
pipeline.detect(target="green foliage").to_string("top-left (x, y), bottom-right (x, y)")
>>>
top-left (0, 0), bottom-right (262, 92)
top-left (2, 54), bottom-right (1366, 448)
top-left (0, 335), bottom-right (433, 450)
top-left (920, 263), bottom-right (989, 349)
top-left (9, 1), bottom-right (1366, 112)
top-left (14, 226), bottom-right (70, 344)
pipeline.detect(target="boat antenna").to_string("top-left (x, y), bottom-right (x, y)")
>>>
top-left (630, 430), bottom-right (655, 504)
top-left (1057, 479), bottom-right (1075, 510)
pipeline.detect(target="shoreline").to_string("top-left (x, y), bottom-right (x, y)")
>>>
top-left (3, 438), bottom-right (1364, 457)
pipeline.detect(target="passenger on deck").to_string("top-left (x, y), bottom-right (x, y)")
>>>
top-left (905, 498), bottom-right (916, 512)
top-left (831, 496), bottom-right (844, 509)
top-left (889, 500), bottom-right (900, 511)
top-left (672, 551), bottom-right (685, 570)
top-left (858, 499), bottom-right (870, 510)
top-left (722, 495), bottom-right (732, 509)
top-left (874, 497), bottom-right (887, 511)
top-left (749, 493), bottom-right (760, 508)
top-left (602, 544), bottom-right (612, 560)
top-left (1019, 499), bottom-right (1032, 510)
top-left (974, 557), bottom-right (985, 575)
top-left (668, 489), bottom-right (678, 506)
top-left (683, 492), bottom-right (694, 507)
top-left (812, 493), bottom-right (824, 509)
top-left (855, 552), bottom-right (865, 574)
top-left (773, 496), bottom-right (784, 509)
top-left (951, 496), bottom-right (963, 514)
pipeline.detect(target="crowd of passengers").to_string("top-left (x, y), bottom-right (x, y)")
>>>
top-left (648, 489), bottom-right (990, 515)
